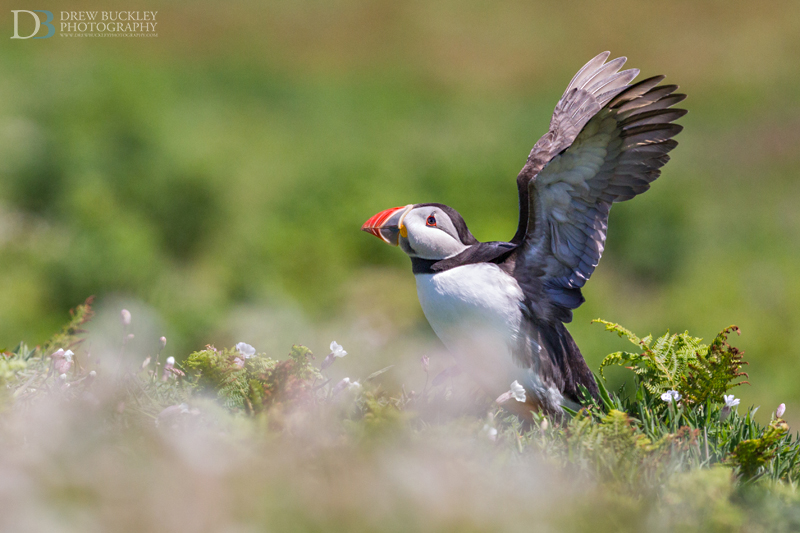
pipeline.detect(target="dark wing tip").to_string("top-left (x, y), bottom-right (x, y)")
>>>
top-left (608, 75), bottom-right (667, 108)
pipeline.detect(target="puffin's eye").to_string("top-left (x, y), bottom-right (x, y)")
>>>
top-left (426, 215), bottom-right (437, 227)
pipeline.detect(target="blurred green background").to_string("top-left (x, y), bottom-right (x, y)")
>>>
top-left (1, 0), bottom-right (799, 415)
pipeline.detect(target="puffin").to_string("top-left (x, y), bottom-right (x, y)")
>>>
top-left (361, 52), bottom-right (685, 417)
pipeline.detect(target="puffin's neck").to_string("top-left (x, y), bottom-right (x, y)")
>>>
top-left (411, 257), bottom-right (439, 275)
top-left (410, 242), bottom-right (519, 275)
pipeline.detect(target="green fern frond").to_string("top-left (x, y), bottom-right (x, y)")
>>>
top-left (592, 320), bottom-right (643, 347)
top-left (680, 326), bottom-right (749, 405)
top-left (599, 351), bottom-right (642, 380)
top-left (595, 321), bottom-right (749, 406)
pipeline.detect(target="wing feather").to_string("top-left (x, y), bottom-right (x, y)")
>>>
top-left (515, 76), bottom-right (686, 323)
top-left (511, 53), bottom-right (639, 243)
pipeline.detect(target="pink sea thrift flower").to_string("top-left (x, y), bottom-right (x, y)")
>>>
top-left (54, 349), bottom-right (74, 374)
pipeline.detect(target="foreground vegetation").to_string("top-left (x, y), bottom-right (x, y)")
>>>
top-left (2, 299), bottom-right (799, 531)
top-left (3, 1), bottom-right (800, 419)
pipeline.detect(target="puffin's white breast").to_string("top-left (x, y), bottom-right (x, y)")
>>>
top-left (414, 263), bottom-right (525, 392)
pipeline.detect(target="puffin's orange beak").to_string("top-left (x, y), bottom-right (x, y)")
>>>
top-left (361, 205), bottom-right (413, 246)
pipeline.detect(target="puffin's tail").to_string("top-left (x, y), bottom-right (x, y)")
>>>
top-left (539, 321), bottom-right (600, 405)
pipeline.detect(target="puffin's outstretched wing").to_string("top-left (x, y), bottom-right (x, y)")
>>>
top-left (511, 52), bottom-right (640, 244)
top-left (515, 67), bottom-right (686, 324)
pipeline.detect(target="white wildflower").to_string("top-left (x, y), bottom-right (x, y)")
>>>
top-left (235, 342), bottom-right (256, 358)
top-left (333, 377), bottom-right (351, 395)
top-left (121, 309), bottom-right (131, 326)
top-left (330, 341), bottom-right (347, 358)
top-left (51, 348), bottom-right (65, 358)
top-left (321, 341), bottom-right (347, 370)
top-left (540, 418), bottom-right (549, 431)
top-left (777, 403), bottom-right (786, 418)
top-left (160, 336), bottom-right (167, 348)
top-left (510, 380), bottom-right (526, 403)
top-left (333, 377), bottom-right (362, 396)
top-left (723, 395), bottom-right (740, 408)
top-left (162, 356), bottom-right (176, 381)
top-left (483, 424), bottom-right (498, 442)
top-left (59, 373), bottom-right (67, 381)
top-left (495, 380), bottom-right (527, 404)
top-left (661, 390), bottom-right (681, 403)
top-left (64, 349), bottom-right (74, 362)
top-left (720, 394), bottom-right (740, 422)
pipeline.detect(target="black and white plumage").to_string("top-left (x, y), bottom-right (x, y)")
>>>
top-left (362, 52), bottom-right (686, 416)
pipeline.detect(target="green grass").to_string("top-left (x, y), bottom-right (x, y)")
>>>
top-left (2, 301), bottom-right (800, 531)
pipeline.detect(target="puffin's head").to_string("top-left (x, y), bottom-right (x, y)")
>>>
top-left (362, 203), bottom-right (477, 260)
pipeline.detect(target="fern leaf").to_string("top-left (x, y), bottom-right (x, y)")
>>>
top-left (592, 320), bottom-right (643, 347)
